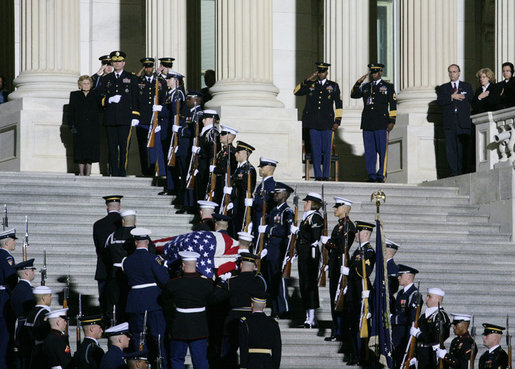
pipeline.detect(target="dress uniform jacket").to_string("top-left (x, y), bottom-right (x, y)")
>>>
top-left (296, 210), bottom-right (324, 309)
top-left (196, 124), bottom-right (220, 200)
top-left (74, 337), bottom-right (105, 369)
top-left (0, 247), bottom-right (16, 368)
top-left (294, 79), bottom-right (343, 130)
top-left (214, 144), bottom-right (237, 207)
top-left (10, 280), bottom-right (34, 318)
top-left (25, 305), bottom-right (50, 369)
top-left (251, 176), bottom-right (276, 240)
top-left (231, 161), bottom-right (257, 235)
top-left (137, 75), bottom-right (166, 127)
top-left (415, 307), bottom-right (451, 369)
top-left (41, 329), bottom-right (73, 369)
top-left (93, 211), bottom-right (122, 282)
top-left (239, 312), bottom-right (281, 369)
top-left (100, 71), bottom-right (140, 126)
top-left (219, 272), bottom-right (267, 321)
top-left (478, 346), bottom-right (509, 369)
top-left (165, 272), bottom-right (214, 340)
top-left (351, 79), bottom-right (397, 130)
top-left (441, 331), bottom-right (477, 369)
top-left (192, 218), bottom-right (215, 232)
top-left (100, 345), bottom-right (127, 369)
top-left (391, 284), bottom-right (419, 348)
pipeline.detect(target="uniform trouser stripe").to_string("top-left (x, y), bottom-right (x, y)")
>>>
top-left (125, 126), bottom-right (133, 171)
top-left (383, 131), bottom-right (389, 178)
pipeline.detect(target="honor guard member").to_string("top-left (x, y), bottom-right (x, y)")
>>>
top-left (216, 252), bottom-right (266, 368)
top-left (122, 228), bottom-right (168, 364)
top-left (100, 50), bottom-right (141, 177)
top-left (410, 288), bottom-right (451, 369)
top-left (238, 292), bottom-right (281, 369)
top-left (0, 228), bottom-right (17, 368)
top-left (214, 125), bottom-right (238, 207)
top-left (294, 62), bottom-right (342, 180)
top-left (237, 232), bottom-right (254, 254)
top-left (41, 308), bottom-right (73, 369)
top-left (259, 182), bottom-right (294, 318)
top-left (384, 239), bottom-right (400, 310)
top-left (478, 323), bottom-right (509, 369)
top-left (391, 264), bottom-right (419, 369)
top-left (24, 286), bottom-right (52, 369)
top-left (435, 314), bottom-right (478, 369)
top-left (295, 192), bottom-right (325, 329)
top-left (231, 141), bottom-right (257, 236)
top-left (213, 214), bottom-right (232, 235)
top-left (101, 322), bottom-right (131, 369)
top-left (196, 109), bottom-right (220, 202)
top-left (320, 197), bottom-right (355, 343)
top-left (10, 259), bottom-right (36, 369)
top-left (251, 157), bottom-right (277, 241)
top-left (136, 57), bottom-right (166, 177)
top-left (157, 57), bottom-right (175, 79)
top-left (125, 349), bottom-right (150, 369)
top-left (74, 314), bottom-right (105, 369)
top-left (192, 201), bottom-right (218, 231)
top-left (92, 55), bottom-right (114, 90)
top-left (165, 251), bottom-right (214, 369)
top-left (93, 195), bottom-right (123, 310)
top-left (351, 63), bottom-right (397, 183)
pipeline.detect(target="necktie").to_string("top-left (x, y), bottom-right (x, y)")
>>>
top-left (116, 73), bottom-right (120, 79)
top-left (453, 83), bottom-right (457, 93)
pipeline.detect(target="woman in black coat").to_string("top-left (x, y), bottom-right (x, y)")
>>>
top-left (498, 61), bottom-right (515, 109)
top-left (68, 75), bottom-right (101, 175)
top-left (471, 67), bottom-right (503, 115)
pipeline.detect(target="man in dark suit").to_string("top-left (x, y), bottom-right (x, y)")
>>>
top-left (351, 63), bottom-right (397, 183)
top-left (294, 62), bottom-right (342, 181)
top-left (93, 195), bottom-right (123, 316)
top-left (436, 64), bottom-right (474, 177)
top-left (100, 50), bottom-right (141, 177)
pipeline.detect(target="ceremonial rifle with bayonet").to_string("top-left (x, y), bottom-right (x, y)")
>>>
top-left (220, 135), bottom-right (232, 215)
top-left (186, 106), bottom-right (201, 190)
top-left (22, 216), bottom-right (29, 261)
top-left (76, 293), bottom-right (82, 349)
top-left (147, 56), bottom-right (160, 149)
top-left (156, 333), bottom-right (163, 368)
top-left (206, 141), bottom-right (218, 201)
top-left (139, 310), bottom-right (148, 351)
top-left (2, 204), bottom-right (7, 231)
top-left (256, 172), bottom-right (267, 273)
top-left (334, 214), bottom-right (349, 312)
top-left (282, 186), bottom-right (298, 279)
top-left (242, 161), bottom-right (253, 233)
top-left (40, 249), bottom-right (47, 286)
top-left (507, 315), bottom-right (512, 369)
top-left (63, 274), bottom-right (70, 336)
top-left (318, 185), bottom-right (328, 287)
top-left (402, 281), bottom-right (422, 369)
top-left (469, 314), bottom-right (476, 369)
top-left (167, 78), bottom-right (182, 167)
top-left (358, 227), bottom-right (370, 340)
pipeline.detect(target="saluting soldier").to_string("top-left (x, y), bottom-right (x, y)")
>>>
top-left (100, 50), bottom-right (141, 177)
top-left (41, 308), bottom-right (73, 369)
top-left (259, 182), bottom-right (294, 318)
top-left (231, 141), bottom-right (256, 236)
top-left (391, 264), bottom-right (419, 369)
top-left (251, 158), bottom-right (277, 242)
top-left (92, 55), bottom-right (114, 90)
top-left (196, 109), bottom-right (220, 202)
top-left (294, 192), bottom-right (325, 329)
top-left (239, 293), bottom-right (281, 369)
top-left (101, 322), bottom-right (131, 369)
top-left (294, 61), bottom-right (342, 181)
top-left (410, 288), bottom-right (451, 369)
top-left (191, 201), bottom-right (218, 231)
top-left (0, 228), bottom-right (17, 368)
top-left (136, 57), bottom-right (166, 177)
top-left (25, 286), bottom-right (52, 369)
top-left (351, 63), bottom-right (397, 183)
top-left (74, 314), bottom-right (105, 369)
top-left (165, 251), bottom-right (214, 369)
top-left (478, 323), bottom-right (509, 369)
top-left (435, 314), bottom-right (478, 369)
top-left (214, 125), bottom-right (238, 208)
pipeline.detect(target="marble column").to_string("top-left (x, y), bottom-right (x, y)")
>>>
top-left (389, 0), bottom-right (458, 183)
top-left (10, 0), bottom-right (80, 99)
top-left (324, 0), bottom-right (370, 181)
top-left (495, 0), bottom-right (515, 78)
top-left (206, 0), bottom-right (283, 108)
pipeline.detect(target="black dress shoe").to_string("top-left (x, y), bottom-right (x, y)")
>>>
top-left (366, 178), bottom-right (375, 182)
top-left (376, 178), bottom-right (385, 183)
top-left (158, 190), bottom-right (173, 196)
top-left (324, 335), bottom-right (341, 342)
top-left (175, 208), bottom-right (187, 214)
top-left (315, 177), bottom-right (322, 181)
top-left (322, 177), bottom-right (329, 181)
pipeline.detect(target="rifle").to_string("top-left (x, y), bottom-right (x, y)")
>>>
top-left (111, 305), bottom-right (117, 327)
top-left (220, 135), bottom-right (232, 215)
top-left (206, 141), bottom-right (218, 201)
top-left (282, 186), bottom-right (298, 279)
top-left (242, 162), bottom-right (253, 232)
top-left (22, 216), bottom-right (29, 261)
top-left (156, 333), bottom-right (163, 369)
top-left (469, 314), bottom-right (476, 369)
top-left (167, 90), bottom-right (181, 166)
top-left (402, 282), bottom-right (422, 369)
top-left (438, 303), bottom-right (445, 369)
top-left (2, 204), bottom-right (7, 231)
top-left (147, 64), bottom-right (161, 148)
top-left (76, 293), bottom-right (82, 349)
top-left (63, 274), bottom-right (70, 336)
top-left (40, 249), bottom-right (47, 286)
top-left (256, 173), bottom-right (267, 272)
top-left (334, 216), bottom-right (349, 312)
top-left (358, 230), bottom-right (370, 339)
top-left (318, 185), bottom-right (328, 287)
top-left (139, 310), bottom-right (148, 351)
top-left (186, 108), bottom-right (200, 190)
top-left (507, 315), bottom-right (512, 369)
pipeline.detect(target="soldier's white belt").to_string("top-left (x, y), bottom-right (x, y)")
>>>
top-left (176, 307), bottom-right (206, 313)
top-left (248, 348), bottom-right (272, 355)
top-left (232, 307), bottom-right (252, 311)
top-left (131, 283), bottom-right (157, 289)
top-left (0, 286), bottom-right (5, 290)
top-left (113, 263), bottom-right (122, 268)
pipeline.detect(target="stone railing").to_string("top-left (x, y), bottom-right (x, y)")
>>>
top-left (472, 106), bottom-right (515, 172)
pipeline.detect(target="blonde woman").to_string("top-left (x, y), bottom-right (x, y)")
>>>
top-left (471, 67), bottom-right (502, 114)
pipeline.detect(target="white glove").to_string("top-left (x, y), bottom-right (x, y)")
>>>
top-left (244, 198), bottom-right (253, 207)
top-left (131, 119), bottom-right (139, 126)
top-left (343, 286), bottom-right (348, 295)
top-left (291, 255), bottom-right (297, 262)
top-left (152, 104), bottom-right (163, 112)
top-left (172, 125), bottom-right (180, 133)
top-left (191, 146), bottom-right (200, 154)
top-left (258, 225), bottom-right (267, 234)
top-left (340, 266), bottom-right (350, 275)
top-left (361, 290), bottom-right (370, 299)
top-left (220, 272), bottom-right (232, 282)
top-left (409, 358), bottom-right (418, 367)
top-left (226, 202), bottom-right (234, 211)
top-left (260, 248), bottom-right (268, 258)
top-left (320, 235), bottom-right (330, 244)
top-left (290, 225), bottom-right (299, 234)
top-left (209, 165), bottom-right (216, 173)
top-left (410, 326), bottom-right (421, 338)
top-left (155, 125), bottom-right (161, 133)
top-left (436, 348), bottom-right (447, 359)
top-left (223, 186), bottom-right (233, 195)
top-left (108, 95), bottom-right (121, 104)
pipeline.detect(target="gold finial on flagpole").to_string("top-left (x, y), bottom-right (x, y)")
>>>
top-left (370, 190), bottom-right (386, 214)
